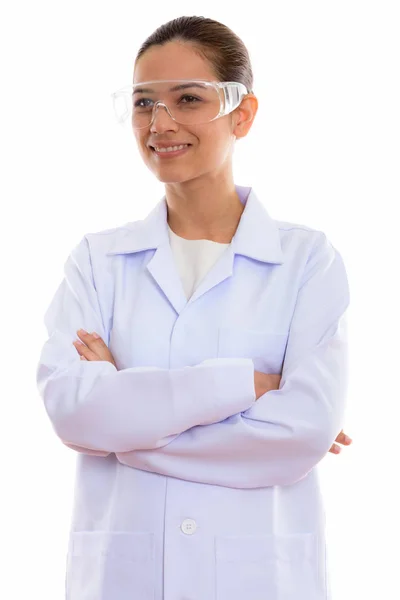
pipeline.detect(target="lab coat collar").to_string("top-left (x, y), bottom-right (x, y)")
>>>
top-left (106, 185), bottom-right (284, 265)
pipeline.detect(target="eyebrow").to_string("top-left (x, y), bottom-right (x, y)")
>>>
top-left (133, 82), bottom-right (208, 95)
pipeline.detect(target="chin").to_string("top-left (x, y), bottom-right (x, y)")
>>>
top-left (146, 164), bottom-right (196, 184)
top-left (154, 173), bottom-right (193, 184)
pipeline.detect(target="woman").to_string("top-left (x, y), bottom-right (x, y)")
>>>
top-left (36, 15), bottom-right (352, 600)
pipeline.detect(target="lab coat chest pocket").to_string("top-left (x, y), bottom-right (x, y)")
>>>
top-left (215, 533), bottom-right (321, 600)
top-left (66, 531), bottom-right (155, 600)
top-left (217, 328), bottom-right (288, 374)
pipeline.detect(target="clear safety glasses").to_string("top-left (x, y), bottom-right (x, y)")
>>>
top-left (110, 79), bottom-right (248, 129)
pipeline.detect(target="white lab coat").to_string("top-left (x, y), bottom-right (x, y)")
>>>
top-left (36, 185), bottom-right (350, 599)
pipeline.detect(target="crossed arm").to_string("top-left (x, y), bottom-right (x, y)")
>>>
top-left (36, 234), bottom-right (352, 489)
top-left (72, 332), bottom-right (352, 458)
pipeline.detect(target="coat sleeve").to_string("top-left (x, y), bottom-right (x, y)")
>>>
top-left (35, 236), bottom-right (257, 454)
top-left (114, 233), bottom-right (350, 488)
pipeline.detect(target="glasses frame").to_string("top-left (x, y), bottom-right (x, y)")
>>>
top-left (110, 79), bottom-right (249, 129)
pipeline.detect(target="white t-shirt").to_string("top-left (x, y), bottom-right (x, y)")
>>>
top-left (167, 224), bottom-right (230, 300)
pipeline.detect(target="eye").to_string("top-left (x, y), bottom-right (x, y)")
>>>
top-left (180, 94), bottom-right (201, 104)
top-left (134, 97), bottom-right (154, 108)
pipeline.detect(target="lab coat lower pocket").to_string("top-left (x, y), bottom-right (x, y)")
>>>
top-left (66, 531), bottom-right (155, 600)
top-left (215, 532), bottom-right (320, 600)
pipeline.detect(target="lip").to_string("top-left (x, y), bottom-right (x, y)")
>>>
top-left (150, 144), bottom-right (192, 159)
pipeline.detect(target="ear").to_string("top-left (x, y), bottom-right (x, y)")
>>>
top-left (232, 94), bottom-right (259, 140)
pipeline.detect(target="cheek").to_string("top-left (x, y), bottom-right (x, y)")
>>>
top-left (200, 136), bottom-right (230, 162)
top-left (199, 123), bottom-right (232, 152)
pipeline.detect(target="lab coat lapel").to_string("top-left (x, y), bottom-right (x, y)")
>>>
top-left (106, 185), bottom-right (284, 314)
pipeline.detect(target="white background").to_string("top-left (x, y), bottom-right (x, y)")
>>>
top-left (1, 1), bottom-right (399, 598)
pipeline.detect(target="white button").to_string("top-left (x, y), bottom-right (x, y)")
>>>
top-left (181, 518), bottom-right (197, 535)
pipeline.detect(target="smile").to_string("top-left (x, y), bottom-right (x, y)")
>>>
top-left (151, 144), bottom-right (192, 158)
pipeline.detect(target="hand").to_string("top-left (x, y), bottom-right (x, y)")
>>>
top-left (254, 371), bottom-right (353, 455)
top-left (73, 329), bottom-right (117, 369)
top-left (329, 429), bottom-right (353, 454)
top-left (254, 370), bottom-right (281, 399)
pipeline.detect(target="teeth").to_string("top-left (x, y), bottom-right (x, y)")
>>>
top-left (154, 144), bottom-right (189, 153)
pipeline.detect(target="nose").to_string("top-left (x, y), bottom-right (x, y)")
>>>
top-left (149, 102), bottom-right (178, 133)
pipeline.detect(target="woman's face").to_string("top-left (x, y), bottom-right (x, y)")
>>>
top-left (132, 41), bottom-right (242, 184)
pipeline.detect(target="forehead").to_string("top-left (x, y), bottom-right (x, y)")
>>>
top-left (133, 41), bottom-right (216, 84)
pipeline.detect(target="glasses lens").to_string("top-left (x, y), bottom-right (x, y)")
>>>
top-left (113, 81), bottom-right (221, 129)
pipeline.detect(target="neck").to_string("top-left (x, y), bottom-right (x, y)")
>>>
top-left (165, 177), bottom-right (244, 243)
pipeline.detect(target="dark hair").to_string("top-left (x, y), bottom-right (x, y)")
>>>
top-left (134, 16), bottom-right (254, 94)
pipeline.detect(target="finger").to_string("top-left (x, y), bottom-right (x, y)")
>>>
top-left (77, 329), bottom-right (104, 346)
top-left (73, 340), bottom-right (85, 354)
top-left (73, 340), bottom-right (98, 361)
top-left (336, 430), bottom-right (353, 445)
top-left (80, 355), bottom-right (87, 361)
top-left (77, 330), bottom-right (105, 350)
top-left (76, 329), bottom-right (104, 354)
top-left (329, 444), bottom-right (341, 454)
top-left (75, 330), bottom-right (115, 365)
